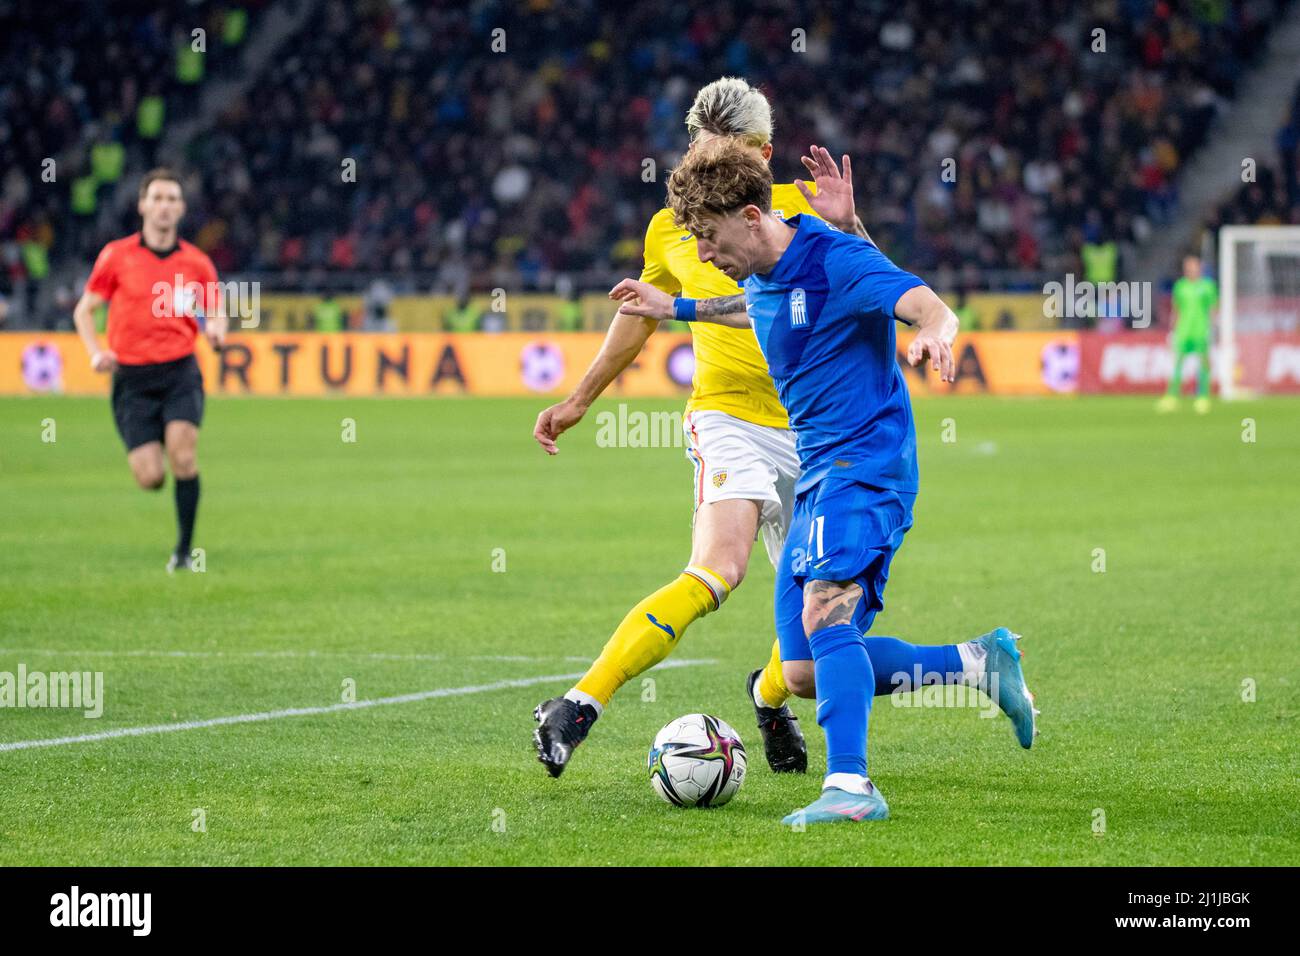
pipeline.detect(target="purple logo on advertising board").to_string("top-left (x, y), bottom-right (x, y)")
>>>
top-left (520, 342), bottom-right (565, 391)
top-left (22, 341), bottom-right (64, 392)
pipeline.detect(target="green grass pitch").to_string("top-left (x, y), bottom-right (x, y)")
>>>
top-left (0, 394), bottom-right (1296, 866)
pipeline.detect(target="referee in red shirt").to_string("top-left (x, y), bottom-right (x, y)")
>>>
top-left (72, 168), bottom-right (227, 572)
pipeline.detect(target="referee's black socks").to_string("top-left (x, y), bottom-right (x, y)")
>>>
top-left (175, 474), bottom-right (200, 559)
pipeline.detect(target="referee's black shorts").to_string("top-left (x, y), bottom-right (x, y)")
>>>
top-left (110, 353), bottom-right (205, 451)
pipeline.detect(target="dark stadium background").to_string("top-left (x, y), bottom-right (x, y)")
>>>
top-left (2, 0), bottom-right (1297, 343)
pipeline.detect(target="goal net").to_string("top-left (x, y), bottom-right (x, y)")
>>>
top-left (1218, 225), bottom-right (1300, 398)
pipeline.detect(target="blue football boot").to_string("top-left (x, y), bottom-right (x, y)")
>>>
top-left (782, 781), bottom-right (890, 826)
top-left (974, 627), bottom-right (1039, 748)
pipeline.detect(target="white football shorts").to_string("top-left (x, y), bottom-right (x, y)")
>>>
top-left (682, 409), bottom-right (800, 568)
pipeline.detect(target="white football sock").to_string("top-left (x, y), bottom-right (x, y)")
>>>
top-left (957, 640), bottom-right (988, 682)
top-left (564, 688), bottom-right (604, 716)
top-left (753, 677), bottom-right (778, 709)
top-left (823, 772), bottom-right (872, 794)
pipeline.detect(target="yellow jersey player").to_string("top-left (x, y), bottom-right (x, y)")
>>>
top-left (531, 77), bottom-right (872, 777)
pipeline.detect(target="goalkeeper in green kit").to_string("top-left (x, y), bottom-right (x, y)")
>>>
top-left (1157, 254), bottom-right (1217, 414)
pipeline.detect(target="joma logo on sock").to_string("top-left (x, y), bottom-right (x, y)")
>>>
top-left (0, 665), bottom-right (104, 718)
top-left (645, 613), bottom-right (676, 639)
top-left (50, 886), bottom-right (151, 936)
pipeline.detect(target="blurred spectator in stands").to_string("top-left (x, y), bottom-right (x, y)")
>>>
top-left (952, 286), bottom-right (979, 331)
top-left (313, 291), bottom-right (345, 332)
top-left (556, 283), bottom-right (583, 332)
top-left (363, 278), bottom-right (395, 332)
top-left (445, 293), bottom-right (481, 332)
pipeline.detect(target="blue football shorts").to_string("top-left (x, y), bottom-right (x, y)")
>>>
top-left (774, 477), bottom-right (916, 662)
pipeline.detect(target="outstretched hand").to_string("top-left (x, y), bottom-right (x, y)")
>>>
top-left (796, 145), bottom-right (857, 232)
top-left (533, 400), bottom-right (586, 455)
top-left (906, 330), bottom-right (955, 382)
top-left (609, 278), bottom-right (676, 322)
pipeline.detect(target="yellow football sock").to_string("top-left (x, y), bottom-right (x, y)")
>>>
top-left (756, 638), bottom-right (791, 708)
top-left (574, 566), bottom-right (730, 707)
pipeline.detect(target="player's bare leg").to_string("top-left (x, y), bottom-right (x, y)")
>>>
top-left (127, 441), bottom-right (166, 491)
top-left (165, 419), bottom-right (199, 478)
top-left (781, 658), bottom-right (815, 698)
top-left (687, 498), bottom-right (809, 774)
top-left (687, 496), bottom-right (760, 590)
top-left (164, 420), bottom-right (201, 573)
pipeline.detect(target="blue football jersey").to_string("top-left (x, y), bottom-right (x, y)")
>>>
top-left (743, 215), bottom-right (925, 494)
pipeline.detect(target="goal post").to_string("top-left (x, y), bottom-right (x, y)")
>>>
top-left (1217, 225), bottom-right (1300, 399)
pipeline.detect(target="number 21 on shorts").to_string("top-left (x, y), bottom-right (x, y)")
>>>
top-left (807, 514), bottom-right (826, 559)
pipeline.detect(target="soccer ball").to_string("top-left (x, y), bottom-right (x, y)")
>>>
top-left (647, 713), bottom-right (746, 808)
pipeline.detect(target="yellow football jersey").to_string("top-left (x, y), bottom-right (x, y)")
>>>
top-left (639, 181), bottom-right (820, 429)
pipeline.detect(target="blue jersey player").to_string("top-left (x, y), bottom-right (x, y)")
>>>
top-left (612, 140), bottom-right (1038, 825)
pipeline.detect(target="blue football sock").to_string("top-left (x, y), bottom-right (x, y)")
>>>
top-left (808, 623), bottom-right (873, 778)
top-left (865, 637), bottom-right (963, 696)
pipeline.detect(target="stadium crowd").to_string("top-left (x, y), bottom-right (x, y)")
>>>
top-left (0, 0), bottom-right (1291, 326)
top-left (1203, 78), bottom-right (1300, 238)
top-left (0, 0), bottom-right (264, 326)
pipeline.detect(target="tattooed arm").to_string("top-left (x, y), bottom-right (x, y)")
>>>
top-left (698, 293), bottom-right (748, 323)
top-left (609, 280), bottom-right (750, 329)
top-left (847, 216), bottom-right (874, 244)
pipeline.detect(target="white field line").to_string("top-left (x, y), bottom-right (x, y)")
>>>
top-left (0, 647), bottom-right (599, 663)
top-left (0, 658), bottom-right (714, 754)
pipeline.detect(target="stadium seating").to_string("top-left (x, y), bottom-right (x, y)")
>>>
top-left (1, 0), bottom-right (1292, 324)
top-left (1204, 78), bottom-right (1300, 234)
